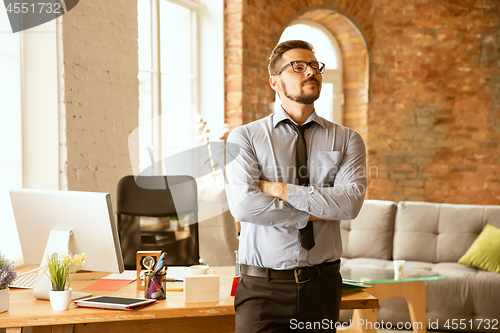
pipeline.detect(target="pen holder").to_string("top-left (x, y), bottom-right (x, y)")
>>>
top-left (144, 271), bottom-right (167, 300)
top-left (136, 251), bottom-right (162, 290)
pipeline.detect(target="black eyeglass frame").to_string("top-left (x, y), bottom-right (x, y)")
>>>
top-left (274, 60), bottom-right (326, 75)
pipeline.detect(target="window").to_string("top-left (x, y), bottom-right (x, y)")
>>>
top-left (277, 22), bottom-right (344, 124)
top-left (138, 0), bottom-right (203, 175)
top-left (0, 11), bottom-right (59, 265)
top-left (0, 9), bottom-right (23, 263)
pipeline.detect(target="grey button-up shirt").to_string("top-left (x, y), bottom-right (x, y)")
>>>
top-left (226, 107), bottom-right (367, 270)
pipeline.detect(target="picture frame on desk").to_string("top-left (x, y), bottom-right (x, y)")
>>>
top-left (136, 251), bottom-right (162, 290)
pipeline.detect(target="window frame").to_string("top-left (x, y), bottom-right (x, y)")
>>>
top-left (138, 0), bottom-right (202, 175)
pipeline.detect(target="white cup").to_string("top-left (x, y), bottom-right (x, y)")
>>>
top-left (393, 260), bottom-right (405, 280)
top-left (190, 264), bottom-right (215, 275)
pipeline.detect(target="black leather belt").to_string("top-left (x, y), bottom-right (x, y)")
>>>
top-left (240, 260), bottom-right (341, 284)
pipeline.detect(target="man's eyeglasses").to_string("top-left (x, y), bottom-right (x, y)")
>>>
top-left (274, 61), bottom-right (326, 75)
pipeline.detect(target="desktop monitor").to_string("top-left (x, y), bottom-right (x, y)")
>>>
top-left (9, 189), bottom-right (125, 300)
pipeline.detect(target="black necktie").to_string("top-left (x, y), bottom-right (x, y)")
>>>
top-left (285, 120), bottom-right (315, 250)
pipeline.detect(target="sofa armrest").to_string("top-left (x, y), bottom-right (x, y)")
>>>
top-left (341, 199), bottom-right (397, 260)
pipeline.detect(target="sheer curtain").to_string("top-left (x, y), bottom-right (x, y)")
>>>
top-left (0, 9), bottom-right (23, 264)
top-left (137, 0), bottom-right (199, 175)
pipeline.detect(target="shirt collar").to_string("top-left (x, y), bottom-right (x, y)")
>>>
top-left (273, 105), bottom-right (327, 129)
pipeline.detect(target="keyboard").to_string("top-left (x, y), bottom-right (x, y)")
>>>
top-left (10, 272), bottom-right (38, 289)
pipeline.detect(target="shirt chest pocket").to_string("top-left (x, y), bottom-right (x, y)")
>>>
top-left (311, 151), bottom-right (343, 186)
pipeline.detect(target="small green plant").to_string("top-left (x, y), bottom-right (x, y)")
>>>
top-left (0, 252), bottom-right (17, 290)
top-left (42, 251), bottom-right (86, 291)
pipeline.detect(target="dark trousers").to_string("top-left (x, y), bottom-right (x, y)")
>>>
top-left (234, 272), bottom-right (342, 333)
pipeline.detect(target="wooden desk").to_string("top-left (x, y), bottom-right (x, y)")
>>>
top-left (1, 267), bottom-right (378, 333)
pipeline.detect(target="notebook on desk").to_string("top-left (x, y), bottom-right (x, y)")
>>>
top-left (83, 270), bottom-right (137, 291)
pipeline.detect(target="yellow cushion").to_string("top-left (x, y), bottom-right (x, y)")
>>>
top-left (459, 224), bottom-right (500, 273)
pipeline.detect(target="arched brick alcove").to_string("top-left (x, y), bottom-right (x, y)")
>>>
top-left (224, 0), bottom-right (373, 143)
top-left (291, 10), bottom-right (369, 141)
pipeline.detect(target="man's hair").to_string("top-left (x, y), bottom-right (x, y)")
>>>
top-left (268, 40), bottom-right (315, 75)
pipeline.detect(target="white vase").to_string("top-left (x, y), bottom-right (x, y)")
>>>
top-left (49, 288), bottom-right (72, 311)
top-left (0, 288), bottom-right (9, 313)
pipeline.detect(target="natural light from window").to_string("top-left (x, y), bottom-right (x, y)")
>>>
top-left (137, 0), bottom-right (198, 175)
top-left (0, 9), bottom-right (23, 263)
top-left (280, 23), bottom-right (338, 69)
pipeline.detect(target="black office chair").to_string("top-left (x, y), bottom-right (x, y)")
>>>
top-left (116, 175), bottom-right (199, 269)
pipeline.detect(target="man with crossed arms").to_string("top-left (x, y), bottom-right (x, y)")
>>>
top-left (226, 39), bottom-right (367, 332)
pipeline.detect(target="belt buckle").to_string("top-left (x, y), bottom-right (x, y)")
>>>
top-left (294, 269), bottom-right (310, 284)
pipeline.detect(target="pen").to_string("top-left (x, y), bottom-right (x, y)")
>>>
top-left (164, 278), bottom-right (183, 282)
top-left (146, 279), bottom-right (157, 298)
top-left (146, 261), bottom-right (153, 290)
top-left (147, 261), bottom-right (153, 275)
top-left (153, 252), bottom-right (167, 274)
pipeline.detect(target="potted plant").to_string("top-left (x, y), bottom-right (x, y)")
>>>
top-left (0, 252), bottom-right (17, 313)
top-left (42, 251), bottom-right (86, 311)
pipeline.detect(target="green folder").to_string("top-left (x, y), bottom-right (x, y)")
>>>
top-left (342, 279), bottom-right (373, 294)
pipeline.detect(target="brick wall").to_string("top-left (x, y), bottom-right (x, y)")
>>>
top-left (61, 0), bottom-right (138, 205)
top-left (369, 0), bottom-right (500, 204)
top-left (225, 0), bottom-right (500, 204)
top-left (225, 0), bottom-right (244, 129)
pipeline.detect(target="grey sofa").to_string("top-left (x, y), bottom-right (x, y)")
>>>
top-left (340, 200), bottom-right (500, 332)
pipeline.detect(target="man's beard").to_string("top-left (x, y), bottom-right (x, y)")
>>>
top-left (281, 78), bottom-right (321, 105)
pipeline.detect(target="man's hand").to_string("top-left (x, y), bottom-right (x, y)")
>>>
top-left (309, 215), bottom-right (328, 221)
top-left (259, 180), bottom-right (288, 201)
top-left (259, 180), bottom-right (329, 221)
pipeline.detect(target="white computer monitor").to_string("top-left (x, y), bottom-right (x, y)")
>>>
top-left (9, 189), bottom-right (125, 300)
